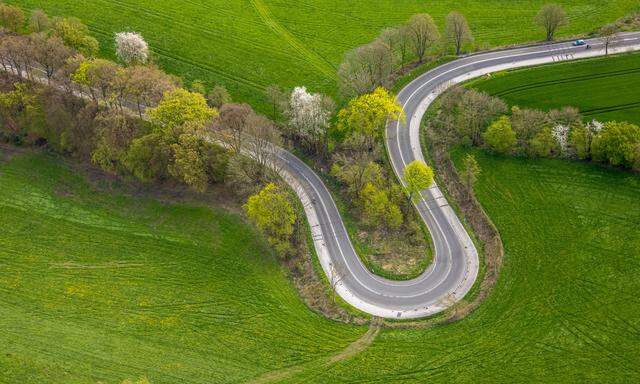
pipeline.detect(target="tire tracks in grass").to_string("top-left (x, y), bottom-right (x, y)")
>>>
top-left (246, 319), bottom-right (381, 384)
top-left (249, 0), bottom-right (337, 80)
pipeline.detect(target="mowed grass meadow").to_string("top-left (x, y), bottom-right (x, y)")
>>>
top-left (5, 0), bottom-right (640, 111)
top-left (470, 52), bottom-right (640, 125)
top-left (2, 148), bottom-right (639, 383)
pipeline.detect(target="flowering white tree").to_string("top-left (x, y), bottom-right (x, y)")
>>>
top-left (286, 86), bottom-right (334, 152)
top-left (552, 124), bottom-right (569, 156)
top-left (587, 119), bottom-right (604, 134)
top-left (115, 32), bottom-right (149, 65)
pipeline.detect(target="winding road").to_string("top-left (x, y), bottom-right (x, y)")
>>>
top-left (273, 32), bottom-right (640, 319)
top-left (5, 32), bottom-right (639, 319)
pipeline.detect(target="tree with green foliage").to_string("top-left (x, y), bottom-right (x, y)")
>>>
top-left (51, 17), bottom-right (99, 57)
top-left (591, 121), bottom-right (640, 168)
top-left (460, 153), bottom-right (481, 196)
top-left (244, 183), bottom-right (296, 257)
top-left (534, 4), bottom-right (567, 41)
top-left (403, 160), bottom-right (434, 200)
top-left (149, 88), bottom-right (217, 134)
top-left (123, 133), bottom-right (172, 182)
top-left (530, 127), bottom-right (558, 158)
top-left (483, 116), bottom-right (517, 155)
top-left (335, 87), bottom-right (403, 147)
top-left (331, 158), bottom-right (384, 198)
top-left (360, 182), bottom-right (403, 231)
top-left (0, 3), bottom-right (25, 33)
top-left (169, 130), bottom-right (229, 192)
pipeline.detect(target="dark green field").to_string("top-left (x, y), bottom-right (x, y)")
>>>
top-left (2, 148), bottom-right (639, 383)
top-left (6, 0), bottom-right (639, 111)
top-left (470, 52), bottom-right (640, 124)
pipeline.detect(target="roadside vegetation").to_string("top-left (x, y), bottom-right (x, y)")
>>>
top-left (469, 52), bottom-right (640, 125)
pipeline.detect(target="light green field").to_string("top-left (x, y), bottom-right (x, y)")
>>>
top-left (6, 0), bottom-right (639, 111)
top-left (469, 52), bottom-right (640, 124)
top-left (2, 148), bottom-right (639, 383)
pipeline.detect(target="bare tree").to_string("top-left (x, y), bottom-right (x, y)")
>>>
top-left (265, 84), bottom-right (288, 119)
top-left (212, 103), bottom-right (253, 154)
top-left (31, 34), bottom-right (74, 84)
top-left (535, 4), bottom-right (568, 41)
top-left (0, 35), bottom-right (32, 78)
top-left (120, 65), bottom-right (179, 117)
top-left (445, 11), bottom-right (473, 56)
top-left (600, 23), bottom-right (620, 55)
top-left (245, 113), bottom-right (282, 173)
top-left (29, 9), bottom-right (50, 33)
top-left (407, 13), bottom-right (440, 63)
top-left (338, 39), bottom-right (394, 97)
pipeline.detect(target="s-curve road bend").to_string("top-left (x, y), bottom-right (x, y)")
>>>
top-left (277, 33), bottom-right (640, 319)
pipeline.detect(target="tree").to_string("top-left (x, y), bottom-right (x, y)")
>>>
top-left (244, 112), bottom-right (282, 173)
top-left (265, 84), bottom-right (287, 119)
top-left (534, 4), bottom-right (567, 41)
top-left (31, 34), bottom-right (74, 84)
top-left (335, 87), bottom-right (404, 148)
top-left (331, 157), bottom-right (384, 198)
top-left (0, 3), bottom-right (25, 33)
top-left (149, 88), bottom-right (217, 134)
top-left (445, 11), bottom-right (473, 55)
top-left (360, 182), bottom-right (403, 231)
top-left (591, 121), bottom-right (640, 168)
top-left (509, 106), bottom-right (549, 155)
top-left (407, 13), bottom-right (440, 63)
top-left (73, 59), bottom-right (120, 103)
top-left (286, 86), bottom-right (334, 153)
top-left (124, 133), bottom-right (172, 182)
top-left (570, 120), bottom-right (602, 160)
top-left (244, 183), bottom-right (296, 257)
top-left (52, 17), bottom-right (99, 57)
top-left (600, 23), bottom-right (619, 55)
top-left (29, 9), bottom-right (50, 33)
top-left (403, 160), bottom-right (434, 199)
top-left (338, 39), bottom-right (394, 97)
top-left (207, 85), bottom-right (231, 108)
top-left (115, 32), bottom-right (149, 65)
top-left (483, 116), bottom-right (517, 154)
top-left (120, 65), bottom-right (179, 117)
top-left (460, 153), bottom-right (481, 196)
top-left (0, 35), bottom-right (33, 78)
top-left (529, 127), bottom-right (558, 157)
top-left (169, 128), bottom-right (229, 192)
top-left (212, 103), bottom-right (254, 154)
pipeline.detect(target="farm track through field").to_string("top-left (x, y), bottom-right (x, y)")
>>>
top-left (583, 100), bottom-right (640, 116)
top-left (250, 0), bottom-right (337, 79)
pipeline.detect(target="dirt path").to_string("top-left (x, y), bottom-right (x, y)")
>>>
top-left (246, 319), bottom-right (381, 384)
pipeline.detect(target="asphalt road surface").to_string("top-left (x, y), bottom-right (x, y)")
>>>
top-left (277, 32), bottom-right (640, 319)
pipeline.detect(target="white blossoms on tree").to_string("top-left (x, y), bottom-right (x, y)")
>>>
top-left (287, 86), bottom-right (333, 151)
top-left (587, 119), bottom-right (604, 134)
top-left (552, 124), bottom-right (570, 156)
top-left (115, 32), bottom-right (149, 65)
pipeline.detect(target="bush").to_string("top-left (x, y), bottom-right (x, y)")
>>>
top-left (483, 116), bottom-right (516, 155)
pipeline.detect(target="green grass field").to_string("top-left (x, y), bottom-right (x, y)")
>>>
top-left (0, 150), bottom-right (364, 383)
top-left (6, 0), bottom-right (639, 111)
top-left (2, 147), bottom-right (639, 383)
top-left (469, 52), bottom-right (640, 125)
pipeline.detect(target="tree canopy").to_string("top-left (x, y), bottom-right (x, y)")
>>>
top-left (403, 160), bottom-right (434, 199)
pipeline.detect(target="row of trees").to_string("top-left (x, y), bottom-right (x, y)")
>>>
top-left (432, 87), bottom-right (640, 171)
top-left (338, 11), bottom-right (473, 97)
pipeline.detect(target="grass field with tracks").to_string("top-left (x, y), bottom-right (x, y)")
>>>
top-left (2, 148), bottom-right (639, 383)
top-left (469, 52), bottom-right (640, 124)
top-left (5, 0), bottom-right (639, 111)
